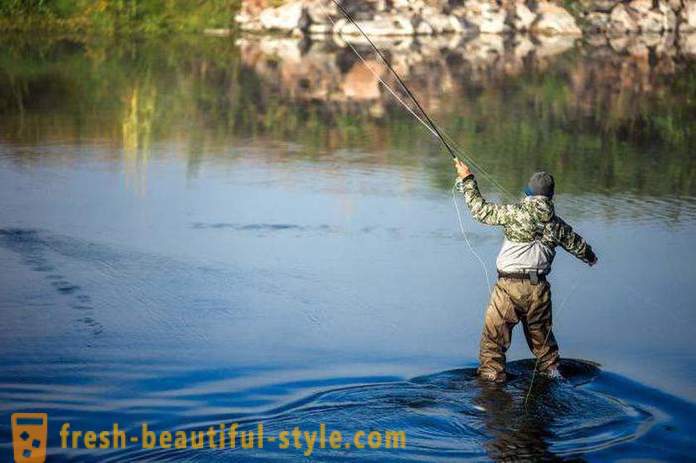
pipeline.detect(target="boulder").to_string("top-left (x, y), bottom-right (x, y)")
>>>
top-left (679, 30), bottom-right (696, 55)
top-left (514, 1), bottom-right (537, 31)
top-left (625, 0), bottom-right (676, 32)
top-left (235, 11), bottom-right (263, 31)
top-left (305, 0), bottom-right (335, 25)
top-left (416, 19), bottom-right (435, 34)
top-left (335, 13), bottom-right (416, 36)
top-left (461, 0), bottom-right (508, 33)
top-left (259, 2), bottom-right (308, 32)
top-left (335, 0), bottom-right (377, 21)
top-left (585, 11), bottom-right (611, 32)
top-left (420, 12), bottom-right (468, 33)
top-left (532, 2), bottom-right (582, 35)
top-left (668, 0), bottom-right (683, 12)
top-left (609, 3), bottom-right (640, 33)
top-left (679, 0), bottom-right (696, 30)
top-left (577, 0), bottom-right (622, 13)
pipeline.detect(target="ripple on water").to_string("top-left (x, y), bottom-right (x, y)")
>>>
top-left (93, 360), bottom-right (653, 462)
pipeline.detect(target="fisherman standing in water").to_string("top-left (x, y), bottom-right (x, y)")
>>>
top-left (454, 159), bottom-right (597, 382)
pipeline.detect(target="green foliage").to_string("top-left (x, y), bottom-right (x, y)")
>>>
top-left (0, 0), bottom-right (241, 33)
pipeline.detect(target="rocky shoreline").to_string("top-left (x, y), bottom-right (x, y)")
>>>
top-left (238, 0), bottom-right (696, 114)
top-left (236, 0), bottom-right (695, 37)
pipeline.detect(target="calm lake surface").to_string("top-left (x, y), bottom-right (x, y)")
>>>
top-left (0, 33), bottom-right (695, 461)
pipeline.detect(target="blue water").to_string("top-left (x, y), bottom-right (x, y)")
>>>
top-left (1, 34), bottom-right (696, 461)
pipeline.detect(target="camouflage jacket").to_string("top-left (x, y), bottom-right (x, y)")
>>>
top-left (456, 175), bottom-right (595, 267)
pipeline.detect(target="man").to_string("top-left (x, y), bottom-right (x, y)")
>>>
top-left (454, 159), bottom-right (597, 382)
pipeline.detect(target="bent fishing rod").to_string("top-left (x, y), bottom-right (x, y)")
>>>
top-left (330, 0), bottom-right (458, 161)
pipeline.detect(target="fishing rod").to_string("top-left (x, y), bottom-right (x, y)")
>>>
top-left (330, 0), bottom-right (458, 160)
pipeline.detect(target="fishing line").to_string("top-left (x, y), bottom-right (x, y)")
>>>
top-left (325, 0), bottom-right (495, 317)
top-left (323, 10), bottom-right (439, 139)
top-left (524, 270), bottom-right (586, 408)
top-left (324, 1), bottom-right (515, 200)
top-left (452, 185), bottom-right (492, 293)
top-left (329, 0), bottom-right (458, 160)
top-left (328, 0), bottom-right (576, 398)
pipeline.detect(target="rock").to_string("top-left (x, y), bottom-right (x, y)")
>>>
top-left (259, 2), bottom-right (307, 32)
top-left (336, 0), bottom-right (377, 21)
top-left (391, 0), bottom-right (412, 10)
top-left (461, 0), bottom-right (508, 34)
top-left (679, 30), bottom-right (696, 54)
top-left (625, 0), bottom-right (676, 33)
top-left (585, 32), bottom-right (609, 46)
top-left (532, 2), bottom-right (582, 35)
top-left (609, 34), bottom-right (632, 52)
top-left (679, 0), bottom-right (696, 30)
top-left (577, 0), bottom-right (621, 13)
top-left (375, 0), bottom-right (390, 13)
top-left (609, 3), bottom-right (640, 33)
top-left (416, 20), bottom-right (435, 34)
top-left (514, 1), bottom-right (536, 31)
top-left (305, 0), bottom-right (335, 25)
top-left (422, 13), bottom-right (450, 33)
top-left (668, 0), bottom-right (683, 12)
top-left (585, 11), bottom-right (611, 32)
top-left (335, 13), bottom-right (416, 36)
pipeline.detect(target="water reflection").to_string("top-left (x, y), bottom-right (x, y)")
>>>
top-left (0, 33), bottom-right (694, 204)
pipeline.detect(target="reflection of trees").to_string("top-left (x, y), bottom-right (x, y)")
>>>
top-left (122, 75), bottom-right (157, 194)
top-left (235, 35), bottom-right (696, 198)
top-left (0, 33), bottom-right (694, 202)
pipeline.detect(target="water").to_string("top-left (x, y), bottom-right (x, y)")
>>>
top-left (0, 33), bottom-right (695, 461)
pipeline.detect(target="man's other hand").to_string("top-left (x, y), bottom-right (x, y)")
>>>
top-left (586, 248), bottom-right (598, 266)
top-left (454, 158), bottom-right (472, 179)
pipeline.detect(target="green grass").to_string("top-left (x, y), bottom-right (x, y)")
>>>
top-left (0, 0), bottom-right (241, 34)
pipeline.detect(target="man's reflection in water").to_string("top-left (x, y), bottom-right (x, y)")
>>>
top-left (473, 379), bottom-right (573, 462)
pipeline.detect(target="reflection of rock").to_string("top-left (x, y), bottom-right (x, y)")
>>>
top-left (341, 60), bottom-right (386, 100)
top-left (235, 29), bottom-right (689, 125)
top-left (535, 34), bottom-right (578, 57)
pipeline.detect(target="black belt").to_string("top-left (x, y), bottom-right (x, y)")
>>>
top-left (497, 270), bottom-right (547, 284)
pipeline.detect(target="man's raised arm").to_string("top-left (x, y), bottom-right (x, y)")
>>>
top-left (454, 159), bottom-right (515, 226)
